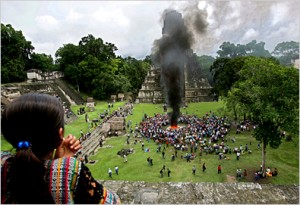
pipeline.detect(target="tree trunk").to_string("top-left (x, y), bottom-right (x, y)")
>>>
top-left (261, 141), bottom-right (267, 178)
top-left (76, 79), bottom-right (80, 92)
top-left (233, 106), bottom-right (237, 121)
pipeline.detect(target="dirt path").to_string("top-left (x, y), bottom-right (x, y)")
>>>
top-left (226, 175), bottom-right (237, 182)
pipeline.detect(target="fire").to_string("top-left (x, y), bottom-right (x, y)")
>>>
top-left (168, 123), bottom-right (180, 130)
top-left (171, 125), bottom-right (178, 129)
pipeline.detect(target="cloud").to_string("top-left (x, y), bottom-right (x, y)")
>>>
top-left (66, 9), bottom-right (84, 22)
top-left (270, 2), bottom-right (289, 26)
top-left (240, 28), bottom-right (260, 44)
top-left (92, 8), bottom-right (130, 27)
top-left (35, 15), bottom-right (59, 31)
top-left (1, 1), bottom-right (299, 59)
top-left (33, 42), bottom-right (56, 55)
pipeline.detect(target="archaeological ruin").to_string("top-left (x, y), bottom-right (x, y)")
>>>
top-left (136, 64), bottom-right (212, 104)
top-left (136, 10), bottom-right (213, 104)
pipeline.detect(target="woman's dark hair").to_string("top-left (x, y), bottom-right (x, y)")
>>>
top-left (1, 92), bottom-right (65, 203)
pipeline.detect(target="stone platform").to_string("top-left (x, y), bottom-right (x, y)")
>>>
top-left (100, 180), bottom-right (299, 204)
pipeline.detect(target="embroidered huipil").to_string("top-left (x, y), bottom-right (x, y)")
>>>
top-left (1, 151), bottom-right (121, 204)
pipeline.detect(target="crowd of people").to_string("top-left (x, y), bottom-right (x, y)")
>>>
top-left (137, 112), bottom-right (231, 158)
top-left (79, 102), bottom-right (275, 184)
top-left (120, 111), bottom-right (277, 182)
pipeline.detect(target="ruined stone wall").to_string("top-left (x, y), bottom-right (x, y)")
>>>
top-left (100, 180), bottom-right (299, 204)
top-left (108, 117), bottom-right (125, 131)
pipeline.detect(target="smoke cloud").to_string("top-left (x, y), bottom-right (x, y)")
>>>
top-left (184, 1), bottom-right (299, 56)
top-left (150, 1), bottom-right (298, 125)
top-left (151, 4), bottom-right (208, 126)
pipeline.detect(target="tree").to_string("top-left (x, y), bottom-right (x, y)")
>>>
top-left (96, 57), bottom-right (132, 99)
top-left (226, 57), bottom-right (299, 175)
top-left (118, 57), bottom-right (150, 96)
top-left (143, 55), bottom-right (152, 64)
top-left (196, 55), bottom-right (215, 86)
top-left (76, 55), bottom-right (103, 94)
top-left (217, 40), bottom-right (271, 59)
top-left (245, 40), bottom-right (271, 57)
top-left (78, 34), bottom-right (117, 61)
top-left (210, 57), bottom-right (238, 98)
top-left (217, 42), bottom-right (241, 58)
top-left (272, 41), bottom-right (299, 66)
top-left (29, 53), bottom-right (55, 72)
top-left (55, 43), bottom-right (88, 92)
top-left (64, 64), bottom-right (81, 92)
top-left (55, 34), bottom-right (120, 98)
top-left (55, 43), bottom-right (83, 73)
top-left (54, 33), bottom-right (150, 100)
top-left (210, 56), bottom-right (279, 100)
top-left (1, 23), bottom-right (34, 83)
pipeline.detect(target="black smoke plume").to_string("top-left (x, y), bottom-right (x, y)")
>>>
top-left (151, 7), bottom-right (207, 126)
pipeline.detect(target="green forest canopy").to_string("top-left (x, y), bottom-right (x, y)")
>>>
top-left (1, 23), bottom-right (299, 101)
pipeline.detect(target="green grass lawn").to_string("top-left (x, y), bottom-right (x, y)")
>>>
top-left (86, 130), bottom-right (299, 184)
top-left (1, 101), bottom-right (298, 185)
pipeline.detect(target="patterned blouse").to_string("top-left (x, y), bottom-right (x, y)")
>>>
top-left (1, 151), bottom-right (121, 204)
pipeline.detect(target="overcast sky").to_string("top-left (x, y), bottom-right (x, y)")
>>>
top-left (1, 0), bottom-right (299, 60)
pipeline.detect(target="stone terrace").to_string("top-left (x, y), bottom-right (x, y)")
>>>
top-left (101, 180), bottom-right (299, 204)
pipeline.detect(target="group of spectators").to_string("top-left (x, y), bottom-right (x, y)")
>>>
top-left (255, 166), bottom-right (278, 180)
top-left (137, 112), bottom-right (231, 158)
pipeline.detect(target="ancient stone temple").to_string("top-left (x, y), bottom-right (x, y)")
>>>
top-left (136, 10), bottom-right (213, 104)
top-left (136, 64), bottom-right (212, 104)
top-left (136, 66), bottom-right (164, 103)
top-left (183, 50), bottom-right (213, 103)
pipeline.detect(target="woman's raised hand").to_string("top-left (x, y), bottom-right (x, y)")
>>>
top-left (55, 134), bottom-right (82, 158)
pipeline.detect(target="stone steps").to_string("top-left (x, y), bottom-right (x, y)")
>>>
top-left (78, 128), bottom-right (102, 158)
top-left (54, 78), bottom-right (84, 105)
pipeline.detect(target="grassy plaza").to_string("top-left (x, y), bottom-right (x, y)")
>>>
top-left (1, 101), bottom-right (298, 185)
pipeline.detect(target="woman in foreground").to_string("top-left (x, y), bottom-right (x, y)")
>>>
top-left (1, 92), bottom-right (121, 204)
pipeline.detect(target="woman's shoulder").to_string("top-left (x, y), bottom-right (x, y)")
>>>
top-left (1, 151), bottom-right (14, 163)
top-left (1, 152), bottom-right (14, 178)
top-left (44, 156), bottom-right (83, 173)
top-left (1, 151), bottom-right (13, 158)
top-left (44, 156), bottom-right (82, 165)
top-left (46, 156), bottom-right (81, 162)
